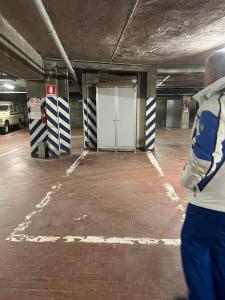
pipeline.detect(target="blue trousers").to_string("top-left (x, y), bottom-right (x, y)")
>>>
top-left (181, 203), bottom-right (225, 300)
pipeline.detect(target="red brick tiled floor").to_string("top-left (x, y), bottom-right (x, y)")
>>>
top-left (0, 128), bottom-right (190, 299)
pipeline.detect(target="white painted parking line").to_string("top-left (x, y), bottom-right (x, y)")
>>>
top-left (7, 234), bottom-right (181, 246)
top-left (66, 150), bottom-right (88, 176)
top-left (7, 151), bottom-right (182, 246)
top-left (163, 183), bottom-right (186, 221)
top-left (6, 150), bottom-right (88, 242)
top-left (9, 184), bottom-right (62, 237)
top-left (0, 148), bottom-right (18, 157)
top-left (147, 151), bottom-right (164, 176)
top-left (146, 151), bottom-right (186, 221)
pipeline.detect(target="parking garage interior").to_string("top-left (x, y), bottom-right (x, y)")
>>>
top-left (0, 0), bottom-right (224, 299)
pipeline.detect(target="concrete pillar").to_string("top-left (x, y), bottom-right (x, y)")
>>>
top-left (55, 70), bottom-right (71, 155)
top-left (26, 80), bottom-right (47, 157)
top-left (156, 100), bottom-right (167, 128)
top-left (82, 73), bottom-right (88, 148)
top-left (166, 100), bottom-right (182, 128)
top-left (26, 69), bottom-right (71, 158)
top-left (136, 73), bottom-right (147, 149)
top-left (147, 69), bottom-right (157, 98)
top-left (82, 72), bottom-right (97, 149)
top-left (181, 96), bottom-right (190, 129)
top-left (145, 69), bottom-right (157, 151)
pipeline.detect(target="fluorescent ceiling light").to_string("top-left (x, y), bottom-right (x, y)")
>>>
top-left (0, 79), bottom-right (13, 82)
top-left (157, 75), bottom-right (170, 87)
top-left (3, 84), bottom-right (15, 90)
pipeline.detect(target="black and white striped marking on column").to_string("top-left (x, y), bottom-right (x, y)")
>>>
top-left (28, 98), bottom-right (48, 156)
top-left (145, 97), bottom-right (156, 150)
top-left (46, 96), bottom-right (60, 157)
top-left (83, 98), bottom-right (97, 148)
top-left (58, 97), bottom-right (71, 154)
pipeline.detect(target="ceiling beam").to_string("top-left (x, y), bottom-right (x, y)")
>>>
top-left (158, 68), bottom-right (205, 74)
top-left (0, 13), bottom-right (43, 79)
top-left (44, 59), bottom-right (205, 73)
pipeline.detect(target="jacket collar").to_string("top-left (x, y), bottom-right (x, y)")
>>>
top-left (193, 77), bottom-right (225, 105)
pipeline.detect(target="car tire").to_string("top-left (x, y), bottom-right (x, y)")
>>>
top-left (4, 122), bottom-right (9, 134)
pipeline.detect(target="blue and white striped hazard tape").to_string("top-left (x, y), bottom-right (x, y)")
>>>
top-left (28, 98), bottom-right (48, 157)
top-left (46, 96), bottom-right (60, 157)
top-left (145, 97), bottom-right (156, 150)
top-left (83, 97), bottom-right (97, 148)
top-left (58, 97), bottom-right (71, 154)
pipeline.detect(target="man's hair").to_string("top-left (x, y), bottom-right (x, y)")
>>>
top-left (207, 51), bottom-right (225, 78)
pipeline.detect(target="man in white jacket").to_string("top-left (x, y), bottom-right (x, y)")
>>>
top-left (181, 51), bottom-right (225, 300)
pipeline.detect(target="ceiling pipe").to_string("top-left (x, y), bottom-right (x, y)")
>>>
top-left (32, 0), bottom-right (79, 89)
top-left (157, 75), bottom-right (170, 88)
top-left (108, 0), bottom-right (140, 67)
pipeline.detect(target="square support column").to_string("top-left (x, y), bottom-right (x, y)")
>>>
top-left (82, 72), bottom-right (97, 149)
top-left (57, 74), bottom-right (71, 155)
top-left (137, 73), bottom-right (147, 149)
top-left (145, 69), bottom-right (157, 151)
top-left (27, 70), bottom-right (71, 158)
top-left (45, 72), bottom-right (71, 156)
top-left (26, 80), bottom-right (48, 157)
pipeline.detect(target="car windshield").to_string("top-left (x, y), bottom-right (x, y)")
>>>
top-left (0, 105), bottom-right (9, 111)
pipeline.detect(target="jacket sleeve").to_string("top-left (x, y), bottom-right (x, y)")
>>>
top-left (181, 110), bottom-right (219, 190)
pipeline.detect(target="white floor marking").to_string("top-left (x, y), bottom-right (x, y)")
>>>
top-left (147, 151), bottom-right (164, 177)
top-left (66, 150), bottom-right (88, 176)
top-left (146, 152), bottom-right (186, 221)
top-left (7, 234), bottom-right (61, 243)
top-left (74, 214), bottom-right (88, 222)
top-left (7, 151), bottom-right (88, 242)
top-left (7, 184), bottom-right (62, 239)
top-left (163, 183), bottom-right (186, 221)
top-left (0, 148), bottom-right (18, 157)
top-left (163, 182), bottom-right (181, 202)
top-left (7, 234), bottom-right (181, 246)
top-left (7, 151), bottom-right (182, 246)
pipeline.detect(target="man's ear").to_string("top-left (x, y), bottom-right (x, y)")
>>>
top-left (210, 69), bottom-right (218, 82)
top-left (204, 69), bottom-right (218, 86)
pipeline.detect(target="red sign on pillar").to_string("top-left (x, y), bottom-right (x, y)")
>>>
top-left (46, 85), bottom-right (56, 96)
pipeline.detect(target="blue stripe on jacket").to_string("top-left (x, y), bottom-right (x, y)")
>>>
top-left (193, 111), bottom-right (219, 161)
top-left (192, 110), bottom-right (225, 190)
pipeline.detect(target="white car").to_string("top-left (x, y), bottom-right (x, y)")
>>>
top-left (0, 102), bottom-right (25, 134)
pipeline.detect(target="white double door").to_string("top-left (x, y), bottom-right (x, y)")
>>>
top-left (97, 86), bottom-right (136, 151)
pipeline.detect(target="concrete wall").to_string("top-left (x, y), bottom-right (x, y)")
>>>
top-left (166, 100), bottom-right (183, 128)
top-left (136, 73), bottom-right (147, 148)
top-left (136, 97), bottom-right (146, 148)
top-left (69, 93), bottom-right (83, 128)
top-left (156, 98), bottom-right (198, 129)
top-left (156, 99), bottom-right (167, 128)
top-left (189, 99), bottom-right (198, 128)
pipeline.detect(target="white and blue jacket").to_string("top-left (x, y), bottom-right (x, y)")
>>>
top-left (181, 77), bottom-right (225, 212)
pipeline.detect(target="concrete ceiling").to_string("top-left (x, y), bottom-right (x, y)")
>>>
top-left (0, 0), bottom-right (225, 69)
top-left (157, 73), bottom-right (203, 99)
